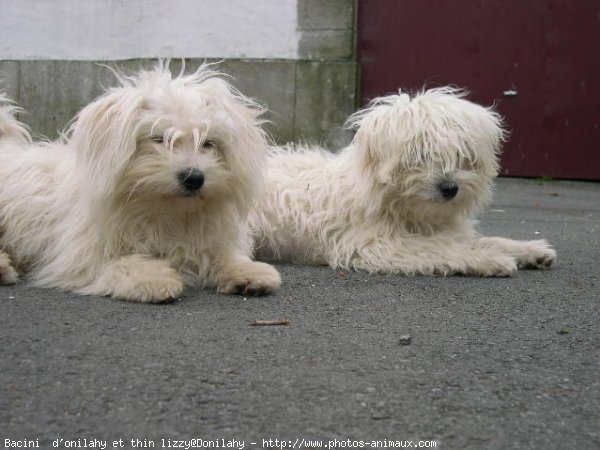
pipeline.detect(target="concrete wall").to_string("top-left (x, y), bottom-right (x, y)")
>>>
top-left (0, 0), bottom-right (357, 148)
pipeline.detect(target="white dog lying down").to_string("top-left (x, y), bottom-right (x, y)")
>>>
top-left (0, 63), bottom-right (281, 302)
top-left (252, 87), bottom-right (556, 276)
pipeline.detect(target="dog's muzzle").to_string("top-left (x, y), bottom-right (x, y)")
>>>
top-left (438, 180), bottom-right (459, 200)
top-left (177, 168), bottom-right (205, 194)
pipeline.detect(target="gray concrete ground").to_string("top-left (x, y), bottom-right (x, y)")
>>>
top-left (1, 178), bottom-right (598, 450)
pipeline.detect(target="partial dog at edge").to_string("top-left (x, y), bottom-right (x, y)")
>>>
top-left (252, 87), bottom-right (556, 276)
top-left (0, 63), bottom-right (281, 302)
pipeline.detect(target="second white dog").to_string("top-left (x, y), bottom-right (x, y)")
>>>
top-left (0, 63), bottom-right (281, 302)
top-left (252, 87), bottom-right (556, 276)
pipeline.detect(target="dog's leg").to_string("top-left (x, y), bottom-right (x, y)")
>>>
top-left (349, 238), bottom-right (518, 277)
top-left (0, 251), bottom-right (18, 285)
top-left (475, 237), bottom-right (556, 269)
top-left (214, 252), bottom-right (281, 296)
top-left (83, 255), bottom-right (184, 303)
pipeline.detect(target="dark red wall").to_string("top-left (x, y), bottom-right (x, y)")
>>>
top-left (358, 0), bottom-right (600, 180)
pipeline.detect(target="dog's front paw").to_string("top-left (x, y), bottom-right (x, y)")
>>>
top-left (0, 252), bottom-right (18, 285)
top-left (217, 261), bottom-right (281, 296)
top-left (469, 254), bottom-right (518, 277)
top-left (119, 268), bottom-right (184, 303)
top-left (516, 240), bottom-right (557, 269)
top-left (93, 256), bottom-right (184, 303)
top-left (116, 264), bottom-right (184, 303)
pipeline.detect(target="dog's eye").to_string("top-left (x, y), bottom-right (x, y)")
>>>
top-left (151, 135), bottom-right (165, 144)
top-left (202, 140), bottom-right (217, 150)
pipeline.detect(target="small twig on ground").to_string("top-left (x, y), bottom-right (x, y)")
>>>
top-left (248, 319), bottom-right (290, 326)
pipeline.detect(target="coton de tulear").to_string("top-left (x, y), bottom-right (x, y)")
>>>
top-left (252, 87), bottom-right (556, 277)
top-left (0, 63), bottom-right (281, 302)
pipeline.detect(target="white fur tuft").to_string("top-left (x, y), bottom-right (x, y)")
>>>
top-left (0, 91), bottom-right (31, 144)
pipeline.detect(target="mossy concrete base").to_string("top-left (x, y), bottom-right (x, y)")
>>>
top-left (0, 58), bottom-right (357, 149)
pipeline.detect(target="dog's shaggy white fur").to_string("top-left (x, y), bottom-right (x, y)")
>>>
top-left (252, 87), bottom-right (556, 276)
top-left (0, 63), bottom-right (281, 302)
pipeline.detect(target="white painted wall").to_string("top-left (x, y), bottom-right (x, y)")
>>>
top-left (0, 0), bottom-right (299, 60)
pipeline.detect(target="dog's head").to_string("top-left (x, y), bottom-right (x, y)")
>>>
top-left (347, 87), bottom-right (506, 223)
top-left (69, 62), bottom-right (268, 215)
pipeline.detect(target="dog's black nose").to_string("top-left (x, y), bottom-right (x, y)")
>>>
top-left (438, 180), bottom-right (459, 199)
top-left (178, 169), bottom-right (205, 193)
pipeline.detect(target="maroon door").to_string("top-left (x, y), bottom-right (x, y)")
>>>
top-left (358, 0), bottom-right (600, 180)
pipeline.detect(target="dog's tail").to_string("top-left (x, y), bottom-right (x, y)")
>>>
top-left (0, 92), bottom-right (30, 144)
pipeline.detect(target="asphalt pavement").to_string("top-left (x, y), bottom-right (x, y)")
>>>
top-left (1, 178), bottom-right (598, 450)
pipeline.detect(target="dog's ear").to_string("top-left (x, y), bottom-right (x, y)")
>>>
top-left (472, 106), bottom-right (507, 177)
top-left (347, 98), bottom-right (410, 185)
top-left (69, 88), bottom-right (143, 198)
top-left (203, 77), bottom-right (269, 206)
top-left (354, 128), bottom-right (394, 185)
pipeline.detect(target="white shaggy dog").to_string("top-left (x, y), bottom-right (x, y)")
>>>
top-left (252, 87), bottom-right (556, 276)
top-left (0, 63), bottom-right (281, 302)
